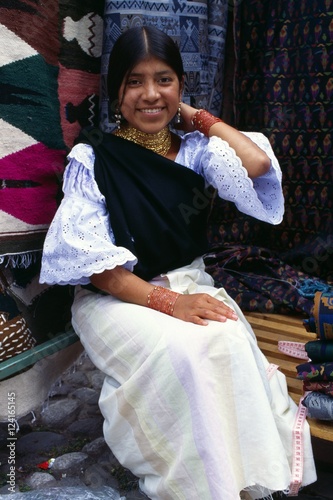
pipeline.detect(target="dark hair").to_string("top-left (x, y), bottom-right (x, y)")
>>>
top-left (107, 26), bottom-right (184, 115)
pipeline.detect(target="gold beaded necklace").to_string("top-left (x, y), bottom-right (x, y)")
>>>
top-left (114, 125), bottom-right (172, 156)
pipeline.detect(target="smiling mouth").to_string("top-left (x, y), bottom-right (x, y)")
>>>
top-left (140, 108), bottom-right (163, 114)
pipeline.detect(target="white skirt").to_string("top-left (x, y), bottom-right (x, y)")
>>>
top-left (71, 257), bottom-right (316, 500)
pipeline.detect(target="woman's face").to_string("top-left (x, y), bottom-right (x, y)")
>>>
top-left (118, 56), bottom-right (183, 133)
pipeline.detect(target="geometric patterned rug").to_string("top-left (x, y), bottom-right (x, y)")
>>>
top-left (0, 0), bottom-right (104, 264)
top-left (0, 21), bottom-right (65, 260)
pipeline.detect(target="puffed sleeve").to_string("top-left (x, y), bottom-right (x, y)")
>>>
top-left (195, 131), bottom-right (284, 224)
top-left (40, 143), bottom-right (138, 285)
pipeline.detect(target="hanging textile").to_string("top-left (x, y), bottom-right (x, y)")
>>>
top-left (100, 0), bottom-right (229, 131)
top-left (230, 0), bottom-right (333, 281)
top-left (0, 0), bottom-right (104, 264)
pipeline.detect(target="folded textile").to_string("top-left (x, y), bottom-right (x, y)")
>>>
top-left (296, 361), bottom-right (333, 381)
top-left (305, 339), bottom-right (333, 363)
top-left (303, 381), bottom-right (333, 397)
top-left (312, 291), bottom-right (333, 340)
top-left (303, 290), bottom-right (333, 340)
top-left (303, 317), bottom-right (317, 333)
top-left (302, 391), bottom-right (333, 420)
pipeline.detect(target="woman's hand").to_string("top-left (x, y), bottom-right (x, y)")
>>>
top-left (173, 293), bottom-right (238, 326)
top-left (177, 102), bottom-right (270, 178)
top-left (91, 266), bottom-right (238, 326)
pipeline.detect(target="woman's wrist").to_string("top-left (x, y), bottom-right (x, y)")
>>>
top-left (147, 286), bottom-right (180, 316)
top-left (191, 109), bottom-right (223, 136)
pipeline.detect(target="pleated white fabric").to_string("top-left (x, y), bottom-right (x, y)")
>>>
top-left (71, 258), bottom-right (316, 500)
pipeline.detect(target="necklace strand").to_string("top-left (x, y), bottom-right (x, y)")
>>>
top-left (114, 125), bottom-right (172, 156)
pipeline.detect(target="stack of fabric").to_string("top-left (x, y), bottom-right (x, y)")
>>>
top-left (296, 291), bottom-right (333, 420)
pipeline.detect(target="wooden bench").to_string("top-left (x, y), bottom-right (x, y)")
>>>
top-left (245, 311), bottom-right (333, 442)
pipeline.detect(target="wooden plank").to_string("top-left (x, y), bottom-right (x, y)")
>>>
top-left (246, 315), bottom-right (313, 339)
top-left (310, 420), bottom-right (333, 441)
top-left (255, 329), bottom-right (317, 346)
top-left (246, 312), bottom-right (305, 326)
top-left (285, 376), bottom-right (304, 394)
top-left (288, 389), bottom-right (303, 403)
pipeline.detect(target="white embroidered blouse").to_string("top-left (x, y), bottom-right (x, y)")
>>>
top-left (40, 131), bottom-right (284, 286)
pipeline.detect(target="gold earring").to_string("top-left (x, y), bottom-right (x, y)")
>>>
top-left (175, 102), bottom-right (181, 124)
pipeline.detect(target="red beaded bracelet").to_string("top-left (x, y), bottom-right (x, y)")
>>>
top-left (191, 109), bottom-right (223, 136)
top-left (147, 286), bottom-right (180, 316)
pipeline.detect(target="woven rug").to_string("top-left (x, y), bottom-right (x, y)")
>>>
top-left (0, 0), bottom-right (104, 264)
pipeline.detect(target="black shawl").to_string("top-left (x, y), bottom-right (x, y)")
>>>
top-left (79, 129), bottom-right (210, 280)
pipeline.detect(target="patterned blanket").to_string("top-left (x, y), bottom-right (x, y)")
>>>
top-left (0, 0), bottom-right (104, 263)
top-left (231, 0), bottom-right (333, 281)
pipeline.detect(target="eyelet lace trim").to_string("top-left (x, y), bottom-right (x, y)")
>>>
top-left (40, 144), bottom-right (138, 285)
top-left (203, 134), bottom-right (284, 224)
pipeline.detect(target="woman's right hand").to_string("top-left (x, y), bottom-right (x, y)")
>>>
top-left (173, 293), bottom-right (238, 326)
top-left (178, 102), bottom-right (270, 178)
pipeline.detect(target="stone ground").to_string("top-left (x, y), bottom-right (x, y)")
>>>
top-left (0, 352), bottom-right (332, 499)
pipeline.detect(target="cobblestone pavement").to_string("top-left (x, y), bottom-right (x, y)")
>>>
top-left (0, 352), bottom-right (332, 499)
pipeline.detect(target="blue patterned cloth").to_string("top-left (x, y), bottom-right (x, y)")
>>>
top-left (100, 0), bottom-right (229, 131)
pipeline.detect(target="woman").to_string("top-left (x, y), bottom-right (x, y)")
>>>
top-left (40, 26), bottom-right (316, 499)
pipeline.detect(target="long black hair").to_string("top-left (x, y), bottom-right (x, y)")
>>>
top-left (107, 26), bottom-right (184, 116)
